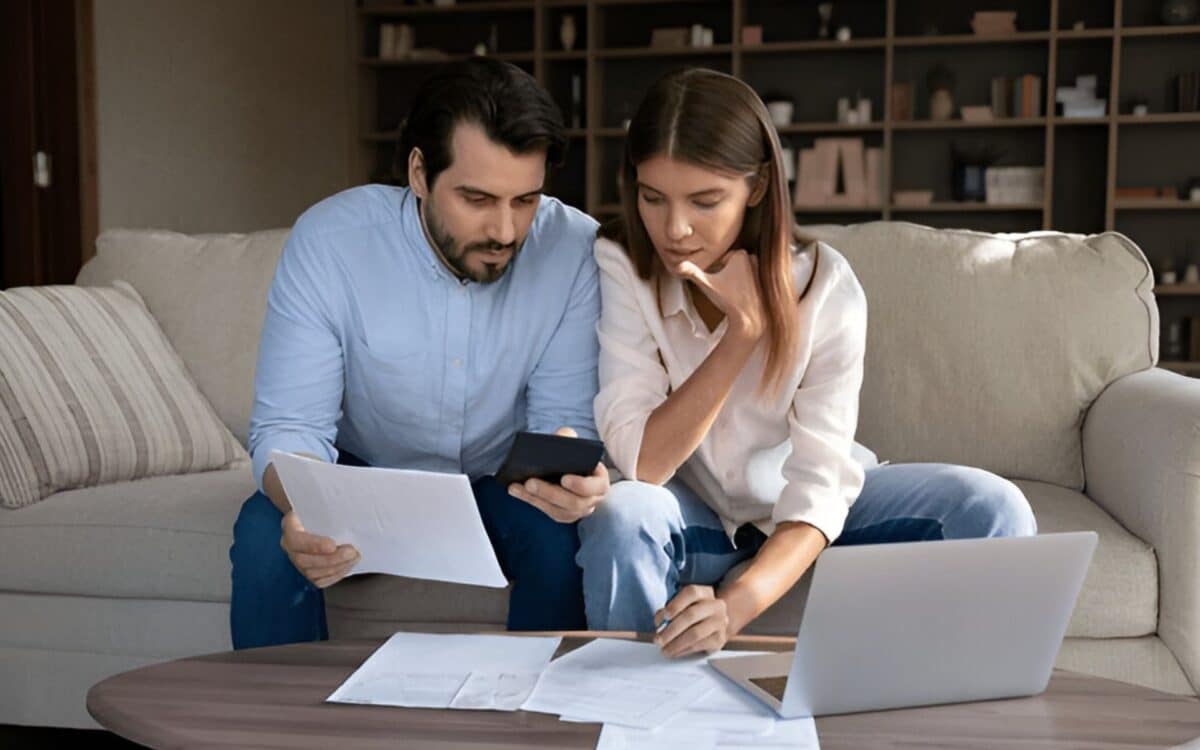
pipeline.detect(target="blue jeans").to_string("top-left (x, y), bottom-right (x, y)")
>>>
top-left (229, 470), bottom-right (586, 650)
top-left (575, 463), bottom-right (1038, 631)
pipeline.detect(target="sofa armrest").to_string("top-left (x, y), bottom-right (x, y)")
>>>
top-left (1082, 367), bottom-right (1200, 692)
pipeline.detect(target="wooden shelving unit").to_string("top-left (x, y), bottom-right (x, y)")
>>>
top-left (352, 0), bottom-right (1200, 374)
top-left (1156, 283), bottom-right (1200, 296)
top-left (1161, 360), bottom-right (1200, 375)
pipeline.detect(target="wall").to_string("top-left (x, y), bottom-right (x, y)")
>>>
top-left (93, 0), bottom-right (352, 235)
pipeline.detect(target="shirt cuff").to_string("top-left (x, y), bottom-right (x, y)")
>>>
top-left (601, 411), bottom-right (654, 483)
top-left (250, 431), bottom-right (338, 494)
top-left (772, 472), bottom-right (862, 545)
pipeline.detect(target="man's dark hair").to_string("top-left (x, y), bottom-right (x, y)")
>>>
top-left (394, 57), bottom-right (567, 187)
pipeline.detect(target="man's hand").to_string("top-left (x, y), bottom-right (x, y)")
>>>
top-left (506, 426), bottom-right (610, 523)
top-left (280, 511), bottom-right (360, 588)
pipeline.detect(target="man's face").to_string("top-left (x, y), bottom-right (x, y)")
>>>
top-left (412, 122), bottom-right (546, 283)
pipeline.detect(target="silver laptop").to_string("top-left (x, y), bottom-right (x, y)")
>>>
top-left (709, 531), bottom-right (1097, 718)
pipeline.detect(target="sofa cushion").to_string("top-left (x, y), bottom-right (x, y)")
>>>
top-left (1016, 480), bottom-right (1157, 638)
top-left (76, 228), bottom-right (288, 446)
top-left (800, 222), bottom-right (1157, 489)
top-left (0, 283), bottom-right (248, 508)
top-left (327, 482), bottom-right (1157, 641)
top-left (0, 468), bottom-right (253, 602)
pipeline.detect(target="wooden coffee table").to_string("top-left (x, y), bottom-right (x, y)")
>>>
top-left (88, 632), bottom-right (1200, 749)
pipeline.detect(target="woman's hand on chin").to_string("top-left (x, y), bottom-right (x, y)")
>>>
top-left (677, 249), bottom-right (766, 340)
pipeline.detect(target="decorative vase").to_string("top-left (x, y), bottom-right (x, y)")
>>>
top-left (817, 3), bottom-right (833, 39)
top-left (1162, 0), bottom-right (1199, 25)
top-left (930, 89), bottom-right (955, 120)
top-left (560, 14), bottom-right (577, 51)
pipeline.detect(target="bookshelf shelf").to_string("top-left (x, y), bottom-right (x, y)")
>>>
top-left (891, 118), bottom-right (1047, 131)
top-left (795, 206), bottom-right (885, 214)
top-left (1054, 116), bottom-right (1111, 126)
top-left (1114, 200), bottom-right (1200, 211)
top-left (1055, 28), bottom-right (1115, 39)
top-left (1156, 284), bottom-right (1200, 296)
top-left (740, 39), bottom-right (887, 53)
top-left (778, 122), bottom-right (884, 134)
top-left (1161, 360), bottom-right (1200, 374)
top-left (1116, 113), bottom-right (1200, 125)
top-left (595, 44), bottom-right (733, 59)
top-left (891, 202), bottom-right (1044, 212)
top-left (351, 1), bottom-right (1200, 375)
top-left (1120, 24), bottom-right (1200, 38)
top-left (892, 31), bottom-right (1052, 47)
top-left (544, 50), bottom-right (588, 61)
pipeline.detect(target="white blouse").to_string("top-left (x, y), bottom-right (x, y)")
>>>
top-left (593, 236), bottom-right (873, 545)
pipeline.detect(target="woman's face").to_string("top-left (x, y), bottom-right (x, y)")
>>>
top-left (635, 154), bottom-right (756, 277)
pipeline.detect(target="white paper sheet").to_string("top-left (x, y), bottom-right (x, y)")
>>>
top-left (327, 632), bottom-right (561, 711)
top-left (522, 639), bottom-right (721, 729)
top-left (270, 450), bottom-right (506, 587)
top-left (593, 675), bottom-right (819, 749)
top-left (595, 716), bottom-right (819, 750)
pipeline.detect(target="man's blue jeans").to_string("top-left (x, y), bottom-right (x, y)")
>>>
top-left (575, 463), bottom-right (1039, 632)
top-left (229, 470), bottom-right (586, 650)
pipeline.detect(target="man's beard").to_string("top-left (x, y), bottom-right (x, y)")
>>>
top-left (423, 197), bottom-right (520, 284)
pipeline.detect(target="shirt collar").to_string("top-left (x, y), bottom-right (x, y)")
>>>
top-left (658, 272), bottom-right (708, 338)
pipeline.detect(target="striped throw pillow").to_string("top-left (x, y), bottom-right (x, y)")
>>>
top-left (0, 282), bottom-right (249, 509)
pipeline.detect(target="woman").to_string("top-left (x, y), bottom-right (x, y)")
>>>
top-left (577, 68), bottom-right (1036, 657)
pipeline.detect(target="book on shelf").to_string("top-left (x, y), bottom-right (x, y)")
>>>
top-left (984, 166), bottom-right (1044, 204)
top-left (1021, 75), bottom-right (1042, 118)
top-left (793, 138), bottom-right (877, 208)
top-left (990, 75), bottom-right (1042, 118)
top-left (829, 139), bottom-right (866, 206)
top-left (991, 77), bottom-right (1009, 118)
top-left (864, 148), bottom-right (884, 207)
top-left (1178, 72), bottom-right (1200, 113)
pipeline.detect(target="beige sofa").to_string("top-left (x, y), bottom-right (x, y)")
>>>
top-left (1, 221), bottom-right (1196, 730)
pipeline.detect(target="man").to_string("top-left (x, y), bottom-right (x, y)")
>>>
top-left (230, 58), bottom-right (609, 650)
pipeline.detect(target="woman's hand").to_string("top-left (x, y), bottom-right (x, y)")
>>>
top-left (653, 585), bottom-right (735, 657)
top-left (677, 250), bottom-right (766, 340)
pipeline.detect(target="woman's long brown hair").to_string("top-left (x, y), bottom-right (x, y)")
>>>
top-left (602, 67), bottom-right (817, 396)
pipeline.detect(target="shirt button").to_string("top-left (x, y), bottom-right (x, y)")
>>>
top-left (452, 358), bottom-right (463, 368)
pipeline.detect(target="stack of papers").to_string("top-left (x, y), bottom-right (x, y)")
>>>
top-left (327, 633), bottom-right (560, 711)
top-left (325, 634), bottom-right (818, 749)
top-left (524, 638), bottom-right (716, 728)
top-left (526, 638), bottom-right (819, 749)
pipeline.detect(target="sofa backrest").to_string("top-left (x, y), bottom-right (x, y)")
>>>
top-left (76, 229), bottom-right (287, 446)
top-left (77, 222), bottom-right (1158, 490)
top-left (802, 221), bottom-right (1158, 489)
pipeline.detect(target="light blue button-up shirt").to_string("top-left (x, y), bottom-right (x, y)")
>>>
top-left (248, 185), bottom-right (600, 491)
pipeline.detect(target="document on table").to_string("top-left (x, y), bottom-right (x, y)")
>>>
top-left (327, 633), bottom-right (561, 710)
top-left (522, 639), bottom-right (719, 729)
top-left (270, 450), bottom-right (506, 587)
top-left (592, 673), bottom-right (819, 749)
